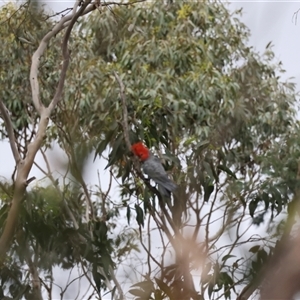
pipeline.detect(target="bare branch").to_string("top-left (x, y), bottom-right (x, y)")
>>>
top-left (237, 280), bottom-right (260, 300)
top-left (109, 265), bottom-right (125, 300)
top-left (72, 0), bottom-right (81, 14)
top-left (113, 71), bottom-right (131, 152)
top-left (26, 254), bottom-right (43, 300)
top-left (80, 260), bottom-right (99, 294)
top-left (139, 221), bottom-right (162, 269)
top-left (0, 114), bottom-right (49, 261)
top-left (30, 1), bottom-right (93, 115)
top-left (26, 176), bottom-right (36, 185)
top-left (48, 1), bottom-right (91, 113)
top-left (0, 2), bottom-right (27, 26)
top-left (100, 0), bottom-right (146, 6)
top-left (0, 100), bottom-right (21, 163)
top-left (45, 8), bottom-right (73, 20)
top-left (39, 276), bottom-right (52, 299)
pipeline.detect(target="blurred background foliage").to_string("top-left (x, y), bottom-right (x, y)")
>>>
top-left (0, 0), bottom-right (299, 299)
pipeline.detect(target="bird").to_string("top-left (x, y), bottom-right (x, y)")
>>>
top-left (131, 142), bottom-right (177, 197)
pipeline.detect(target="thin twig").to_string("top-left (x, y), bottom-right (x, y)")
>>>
top-left (147, 214), bottom-right (152, 273)
top-left (45, 8), bottom-right (73, 20)
top-left (99, 0), bottom-right (146, 6)
top-left (30, 1), bottom-right (92, 115)
top-left (39, 276), bottom-right (52, 299)
top-left (26, 176), bottom-right (36, 185)
top-left (113, 71), bottom-right (131, 152)
top-left (139, 222), bottom-right (162, 269)
top-left (0, 100), bottom-right (21, 163)
top-left (0, 3), bottom-right (27, 26)
top-left (109, 265), bottom-right (125, 300)
top-left (48, 1), bottom-right (90, 113)
top-left (60, 267), bottom-right (85, 298)
top-left (26, 253), bottom-right (43, 300)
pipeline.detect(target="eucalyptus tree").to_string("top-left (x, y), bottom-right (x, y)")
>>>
top-left (0, 1), bottom-right (299, 299)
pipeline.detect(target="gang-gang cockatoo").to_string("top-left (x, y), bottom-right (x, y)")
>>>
top-left (131, 142), bottom-right (177, 197)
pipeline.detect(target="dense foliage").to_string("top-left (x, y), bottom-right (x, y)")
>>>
top-left (0, 1), bottom-right (299, 299)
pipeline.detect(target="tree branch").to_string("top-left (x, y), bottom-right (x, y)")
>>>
top-left (99, 0), bottom-right (146, 6)
top-left (0, 100), bottom-right (21, 164)
top-left (26, 253), bottom-right (43, 300)
top-left (30, 1), bottom-right (92, 115)
top-left (113, 71), bottom-right (131, 152)
top-left (48, 0), bottom-right (90, 113)
top-left (109, 265), bottom-right (125, 300)
top-left (0, 114), bottom-right (49, 262)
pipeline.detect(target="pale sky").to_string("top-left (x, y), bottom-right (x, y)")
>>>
top-left (230, 1), bottom-right (300, 85)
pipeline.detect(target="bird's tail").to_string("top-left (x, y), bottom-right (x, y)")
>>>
top-left (158, 185), bottom-right (171, 197)
top-left (158, 180), bottom-right (178, 197)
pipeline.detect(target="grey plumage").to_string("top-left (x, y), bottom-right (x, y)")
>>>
top-left (142, 153), bottom-right (177, 197)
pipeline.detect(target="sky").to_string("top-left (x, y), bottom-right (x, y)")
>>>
top-left (230, 1), bottom-right (300, 86)
top-left (1, 0), bottom-right (300, 299)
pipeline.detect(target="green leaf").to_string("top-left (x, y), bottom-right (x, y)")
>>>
top-left (154, 278), bottom-right (172, 298)
top-left (105, 133), bottom-right (124, 169)
top-left (126, 205), bottom-right (131, 225)
top-left (122, 161), bottom-right (131, 183)
top-left (203, 161), bottom-right (215, 181)
top-left (208, 281), bottom-right (214, 299)
top-left (101, 252), bottom-right (113, 275)
top-left (257, 248), bottom-right (268, 263)
top-left (128, 289), bottom-right (148, 297)
top-left (217, 165), bottom-right (237, 179)
top-left (249, 245), bottom-right (260, 253)
top-left (204, 181), bottom-right (214, 202)
top-left (220, 272), bottom-right (234, 285)
top-left (135, 204), bottom-right (144, 227)
top-left (96, 221), bottom-right (108, 240)
top-left (92, 269), bottom-right (102, 293)
top-left (221, 255), bottom-right (236, 262)
top-left (262, 192), bottom-right (270, 210)
top-left (249, 199), bottom-right (258, 217)
top-left (131, 280), bottom-right (154, 292)
top-left (94, 139), bottom-right (108, 161)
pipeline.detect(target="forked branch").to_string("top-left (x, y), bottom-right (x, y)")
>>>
top-left (48, 0), bottom-right (90, 112)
